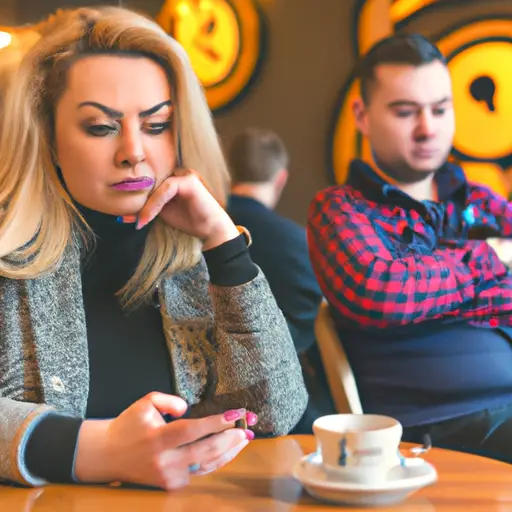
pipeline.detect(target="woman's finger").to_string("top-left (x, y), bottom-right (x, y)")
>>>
top-left (160, 408), bottom-right (247, 447)
top-left (192, 437), bottom-right (250, 475)
top-left (136, 178), bottom-right (180, 229)
top-left (246, 411), bottom-right (258, 427)
top-left (146, 392), bottom-right (188, 418)
top-left (179, 429), bottom-right (248, 471)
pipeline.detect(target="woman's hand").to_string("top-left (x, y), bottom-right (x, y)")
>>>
top-left (74, 392), bottom-right (257, 490)
top-left (136, 170), bottom-right (239, 251)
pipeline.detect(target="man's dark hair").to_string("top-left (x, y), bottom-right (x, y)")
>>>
top-left (228, 128), bottom-right (289, 184)
top-left (357, 33), bottom-right (446, 104)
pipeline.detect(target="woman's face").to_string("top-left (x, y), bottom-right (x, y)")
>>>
top-left (54, 54), bottom-right (176, 216)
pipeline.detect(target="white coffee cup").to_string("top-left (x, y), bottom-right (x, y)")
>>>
top-left (313, 414), bottom-right (424, 486)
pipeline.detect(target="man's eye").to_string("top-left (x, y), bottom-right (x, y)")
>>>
top-left (396, 111), bottom-right (414, 118)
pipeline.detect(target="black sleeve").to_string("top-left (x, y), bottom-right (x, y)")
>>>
top-left (203, 234), bottom-right (258, 286)
top-left (24, 414), bottom-right (84, 483)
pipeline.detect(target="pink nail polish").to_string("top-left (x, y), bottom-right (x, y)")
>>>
top-left (244, 429), bottom-right (255, 441)
top-left (246, 412), bottom-right (258, 427)
top-left (223, 408), bottom-right (246, 422)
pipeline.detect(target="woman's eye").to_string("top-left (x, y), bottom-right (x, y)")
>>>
top-left (86, 124), bottom-right (118, 137)
top-left (144, 121), bottom-right (172, 135)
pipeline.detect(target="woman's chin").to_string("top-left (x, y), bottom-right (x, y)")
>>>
top-left (98, 197), bottom-right (148, 217)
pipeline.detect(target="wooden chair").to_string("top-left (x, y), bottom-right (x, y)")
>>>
top-left (314, 300), bottom-right (363, 414)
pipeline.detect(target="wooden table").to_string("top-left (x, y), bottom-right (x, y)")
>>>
top-left (2, 435), bottom-right (512, 511)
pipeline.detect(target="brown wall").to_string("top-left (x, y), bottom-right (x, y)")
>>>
top-left (214, 0), bottom-right (358, 226)
top-left (9, 0), bottom-right (512, 225)
top-left (0, 0), bottom-right (17, 25)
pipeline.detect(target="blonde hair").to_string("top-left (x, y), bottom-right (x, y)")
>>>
top-left (0, 7), bottom-right (230, 307)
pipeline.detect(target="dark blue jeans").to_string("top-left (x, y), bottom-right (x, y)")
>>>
top-left (402, 403), bottom-right (512, 464)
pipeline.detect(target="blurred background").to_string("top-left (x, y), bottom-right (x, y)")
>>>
top-left (0, 0), bottom-right (511, 224)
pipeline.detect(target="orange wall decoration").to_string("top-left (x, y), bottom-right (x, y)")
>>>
top-left (157, 0), bottom-right (266, 113)
top-left (330, 0), bottom-right (512, 199)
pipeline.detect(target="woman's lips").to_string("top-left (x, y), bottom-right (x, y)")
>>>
top-left (111, 177), bottom-right (155, 191)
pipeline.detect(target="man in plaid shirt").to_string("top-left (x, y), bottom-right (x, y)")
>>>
top-left (308, 34), bottom-right (512, 462)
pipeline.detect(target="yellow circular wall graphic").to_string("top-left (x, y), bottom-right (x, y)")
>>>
top-left (438, 19), bottom-right (512, 196)
top-left (390, 0), bottom-right (438, 23)
top-left (157, 0), bottom-right (264, 112)
top-left (330, 15), bottom-right (512, 196)
top-left (438, 20), bottom-right (512, 162)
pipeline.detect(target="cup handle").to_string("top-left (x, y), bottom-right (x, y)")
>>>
top-left (398, 434), bottom-right (432, 467)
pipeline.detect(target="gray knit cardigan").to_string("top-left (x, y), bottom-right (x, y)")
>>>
top-left (0, 243), bottom-right (308, 486)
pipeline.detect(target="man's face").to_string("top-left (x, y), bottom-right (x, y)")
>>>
top-left (355, 61), bottom-right (455, 182)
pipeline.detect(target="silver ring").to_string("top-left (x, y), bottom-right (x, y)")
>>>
top-left (188, 463), bottom-right (201, 473)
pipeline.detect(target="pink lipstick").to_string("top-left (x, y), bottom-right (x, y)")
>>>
top-left (111, 177), bottom-right (155, 191)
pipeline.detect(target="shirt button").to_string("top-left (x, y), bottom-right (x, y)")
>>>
top-left (51, 376), bottom-right (65, 393)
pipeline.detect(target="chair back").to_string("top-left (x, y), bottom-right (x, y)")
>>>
top-left (314, 300), bottom-right (363, 414)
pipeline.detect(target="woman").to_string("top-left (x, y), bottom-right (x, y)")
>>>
top-left (0, 7), bottom-right (307, 489)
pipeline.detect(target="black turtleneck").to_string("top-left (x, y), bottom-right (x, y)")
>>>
top-left (25, 208), bottom-right (258, 483)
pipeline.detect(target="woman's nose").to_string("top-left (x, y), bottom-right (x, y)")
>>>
top-left (114, 126), bottom-right (146, 168)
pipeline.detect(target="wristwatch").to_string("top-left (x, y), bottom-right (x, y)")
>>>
top-left (236, 225), bottom-right (252, 247)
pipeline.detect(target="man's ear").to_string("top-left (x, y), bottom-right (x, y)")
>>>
top-left (275, 168), bottom-right (288, 192)
top-left (352, 97), bottom-right (369, 136)
top-left (270, 168), bottom-right (288, 206)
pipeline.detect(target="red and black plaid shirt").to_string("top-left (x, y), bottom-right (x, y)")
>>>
top-left (308, 159), bottom-right (512, 331)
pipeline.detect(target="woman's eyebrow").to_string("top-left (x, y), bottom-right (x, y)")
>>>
top-left (77, 99), bottom-right (172, 119)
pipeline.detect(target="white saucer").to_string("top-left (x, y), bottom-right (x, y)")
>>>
top-left (292, 452), bottom-right (437, 507)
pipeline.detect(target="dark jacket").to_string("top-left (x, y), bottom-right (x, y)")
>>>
top-left (228, 195), bottom-right (322, 354)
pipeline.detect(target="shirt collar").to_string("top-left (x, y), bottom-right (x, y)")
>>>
top-left (346, 159), bottom-right (468, 204)
top-left (228, 194), bottom-right (269, 211)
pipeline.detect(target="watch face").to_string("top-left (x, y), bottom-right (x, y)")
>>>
top-left (157, 0), bottom-right (264, 112)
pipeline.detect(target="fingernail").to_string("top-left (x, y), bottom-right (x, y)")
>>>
top-left (246, 412), bottom-right (258, 427)
top-left (116, 215), bottom-right (137, 224)
top-left (223, 408), bottom-right (246, 422)
top-left (244, 429), bottom-right (255, 441)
